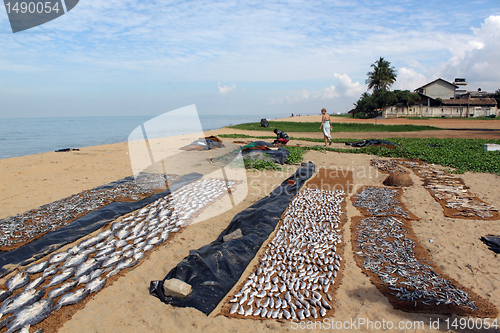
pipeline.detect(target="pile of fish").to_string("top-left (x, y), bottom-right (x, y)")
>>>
top-left (371, 159), bottom-right (498, 219)
top-left (225, 188), bottom-right (345, 321)
top-left (0, 174), bottom-right (179, 250)
top-left (0, 178), bottom-right (235, 333)
top-left (352, 186), bottom-right (411, 219)
top-left (354, 216), bottom-right (476, 310)
top-left (370, 159), bottom-right (407, 174)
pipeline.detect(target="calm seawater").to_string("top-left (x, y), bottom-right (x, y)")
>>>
top-left (0, 113), bottom-right (283, 159)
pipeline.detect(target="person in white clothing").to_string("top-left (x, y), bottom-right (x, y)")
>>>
top-left (319, 108), bottom-right (333, 147)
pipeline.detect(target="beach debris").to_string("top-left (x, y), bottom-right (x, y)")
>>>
top-left (0, 173), bottom-right (179, 251)
top-left (371, 159), bottom-right (499, 220)
top-left (4, 298), bottom-right (55, 333)
top-left (163, 279), bottom-right (192, 298)
top-left (222, 229), bottom-right (243, 242)
top-left (383, 172), bottom-right (413, 187)
top-left (0, 177), bottom-right (238, 330)
top-left (224, 188), bottom-right (345, 321)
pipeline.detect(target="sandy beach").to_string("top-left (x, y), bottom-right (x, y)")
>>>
top-left (1, 116), bottom-right (500, 333)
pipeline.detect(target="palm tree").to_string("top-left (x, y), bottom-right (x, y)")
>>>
top-left (365, 57), bottom-right (397, 92)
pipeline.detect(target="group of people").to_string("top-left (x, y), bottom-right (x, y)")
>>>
top-left (273, 108), bottom-right (333, 147)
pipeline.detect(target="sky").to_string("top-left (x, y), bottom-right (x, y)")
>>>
top-left (0, 0), bottom-right (499, 119)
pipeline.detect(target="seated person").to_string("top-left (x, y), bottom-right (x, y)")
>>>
top-left (273, 129), bottom-right (289, 145)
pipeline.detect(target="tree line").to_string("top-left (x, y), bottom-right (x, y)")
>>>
top-left (352, 57), bottom-right (420, 118)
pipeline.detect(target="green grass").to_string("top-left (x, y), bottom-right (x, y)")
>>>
top-left (222, 133), bottom-right (500, 174)
top-left (243, 157), bottom-right (282, 170)
top-left (227, 121), bottom-right (441, 132)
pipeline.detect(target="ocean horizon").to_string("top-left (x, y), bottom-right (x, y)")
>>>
top-left (0, 113), bottom-right (289, 159)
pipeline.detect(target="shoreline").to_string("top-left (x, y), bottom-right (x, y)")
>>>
top-left (2, 116), bottom-right (500, 220)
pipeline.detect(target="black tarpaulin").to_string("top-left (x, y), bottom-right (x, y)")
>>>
top-left (0, 173), bottom-right (202, 278)
top-left (149, 162), bottom-right (315, 315)
top-left (345, 139), bottom-right (398, 147)
top-left (481, 235), bottom-right (500, 253)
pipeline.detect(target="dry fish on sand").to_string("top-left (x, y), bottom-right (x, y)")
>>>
top-left (371, 159), bottom-right (499, 220)
top-left (352, 186), bottom-right (418, 220)
top-left (223, 188), bottom-right (346, 321)
top-left (0, 174), bottom-right (179, 251)
top-left (4, 298), bottom-right (55, 333)
top-left (351, 215), bottom-right (497, 317)
top-left (0, 177), bottom-right (237, 331)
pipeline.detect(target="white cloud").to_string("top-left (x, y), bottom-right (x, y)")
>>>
top-left (217, 82), bottom-right (236, 95)
top-left (270, 73), bottom-right (363, 104)
top-left (393, 67), bottom-right (428, 91)
top-left (435, 15), bottom-right (500, 91)
top-left (321, 85), bottom-right (339, 99)
top-left (332, 73), bottom-right (366, 97)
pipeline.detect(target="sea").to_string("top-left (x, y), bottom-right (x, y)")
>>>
top-left (0, 113), bottom-right (285, 159)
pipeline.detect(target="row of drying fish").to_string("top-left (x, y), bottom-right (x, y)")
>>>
top-left (370, 159), bottom-right (407, 174)
top-left (392, 159), bottom-right (497, 219)
top-left (0, 174), bottom-right (179, 249)
top-left (354, 216), bottom-right (476, 310)
top-left (352, 186), bottom-right (411, 219)
top-left (0, 178), bottom-right (235, 333)
top-left (226, 188), bottom-right (345, 321)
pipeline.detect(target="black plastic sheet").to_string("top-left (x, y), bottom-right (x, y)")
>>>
top-left (149, 162), bottom-right (315, 315)
top-left (0, 173), bottom-right (202, 278)
top-left (345, 139), bottom-right (398, 147)
top-left (481, 235), bottom-right (500, 253)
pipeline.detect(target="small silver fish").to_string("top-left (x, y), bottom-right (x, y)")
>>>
top-left (78, 236), bottom-right (99, 250)
top-left (25, 261), bottom-right (49, 275)
top-left (115, 239), bottom-right (128, 248)
top-left (46, 268), bottom-right (74, 288)
top-left (89, 269), bottom-right (104, 281)
top-left (5, 271), bottom-right (30, 292)
top-left (75, 274), bottom-right (91, 286)
top-left (85, 277), bottom-right (106, 294)
top-left (0, 289), bottom-right (45, 319)
top-left (49, 252), bottom-right (69, 264)
top-left (95, 246), bottom-right (114, 258)
top-left (56, 288), bottom-right (89, 311)
top-left (23, 277), bottom-right (45, 291)
top-left (48, 280), bottom-right (78, 299)
top-left (62, 252), bottom-right (88, 269)
top-left (116, 229), bottom-right (130, 240)
top-left (102, 254), bottom-right (123, 268)
top-left (5, 298), bottom-right (55, 333)
top-left (74, 259), bottom-right (100, 279)
top-left (0, 290), bottom-right (12, 303)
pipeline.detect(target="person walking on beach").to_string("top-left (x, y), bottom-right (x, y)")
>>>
top-left (273, 129), bottom-right (289, 145)
top-left (319, 108), bottom-right (333, 147)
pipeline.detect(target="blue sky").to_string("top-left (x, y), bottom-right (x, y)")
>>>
top-left (1, 0), bottom-right (499, 118)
